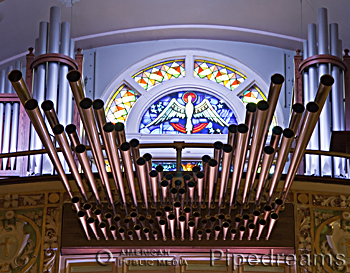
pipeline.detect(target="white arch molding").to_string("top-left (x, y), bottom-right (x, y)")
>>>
top-left (101, 49), bottom-right (285, 147)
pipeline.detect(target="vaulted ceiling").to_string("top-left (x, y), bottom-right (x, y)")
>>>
top-left (1, 0), bottom-right (350, 64)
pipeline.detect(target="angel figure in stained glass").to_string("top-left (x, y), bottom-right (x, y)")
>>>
top-left (145, 92), bottom-right (229, 134)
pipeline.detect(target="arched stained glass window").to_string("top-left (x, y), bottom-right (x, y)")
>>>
top-left (194, 60), bottom-right (247, 91)
top-left (132, 60), bottom-right (185, 91)
top-left (139, 91), bottom-right (237, 134)
top-left (105, 84), bottom-right (139, 123)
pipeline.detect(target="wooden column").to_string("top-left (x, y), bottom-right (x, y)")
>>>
top-left (293, 49), bottom-right (303, 104)
top-left (343, 49), bottom-right (350, 130)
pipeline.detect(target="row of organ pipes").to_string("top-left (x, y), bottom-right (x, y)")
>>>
top-left (7, 66), bottom-right (334, 241)
top-left (303, 8), bottom-right (346, 177)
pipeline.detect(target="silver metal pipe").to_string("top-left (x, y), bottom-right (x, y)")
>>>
top-left (242, 214), bottom-right (249, 228)
top-left (58, 21), bottom-right (71, 126)
top-left (46, 6), bottom-right (60, 104)
top-left (193, 211), bottom-right (200, 229)
top-left (307, 23), bottom-right (320, 176)
top-left (114, 215), bottom-right (121, 228)
top-left (253, 210), bottom-right (260, 225)
top-left (318, 8), bottom-right (332, 177)
top-left (184, 207), bottom-right (190, 229)
top-left (83, 203), bottom-right (92, 218)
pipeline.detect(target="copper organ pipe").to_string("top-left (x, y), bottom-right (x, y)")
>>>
top-left (197, 229), bottom-right (203, 241)
top-left (274, 198), bottom-right (283, 214)
top-left (228, 124), bottom-right (249, 212)
top-left (227, 124), bottom-right (237, 147)
top-left (8, 70), bottom-right (32, 105)
top-left (282, 76), bottom-right (334, 201)
top-left (114, 215), bottom-right (121, 228)
top-left (201, 219), bottom-right (207, 229)
top-left (143, 153), bottom-right (154, 202)
top-left (65, 124), bottom-right (80, 148)
top-left (135, 157), bottom-right (150, 213)
top-left (234, 217), bottom-right (241, 229)
top-left (270, 126), bottom-right (283, 149)
top-left (179, 215), bottom-right (186, 241)
top-left (179, 188), bottom-right (185, 211)
top-left (161, 180), bottom-right (169, 207)
top-left (77, 211), bottom-right (91, 241)
top-left (171, 188), bottom-right (177, 204)
top-left (150, 171), bottom-right (159, 207)
top-left (87, 217), bottom-right (100, 240)
top-left (210, 216), bottom-right (216, 229)
top-left (243, 100), bottom-right (269, 206)
top-left (134, 224), bottom-right (142, 240)
top-left (110, 225), bottom-right (117, 240)
top-left (168, 213), bottom-right (176, 241)
top-left (222, 222), bottom-right (229, 240)
top-left (193, 211), bottom-right (200, 229)
top-left (74, 144), bottom-right (102, 207)
top-left (98, 222), bottom-right (108, 241)
top-left (155, 210), bottom-right (162, 224)
top-left (71, 196), bottom-right (81, 212)
top-left (212, 141), bottom-right (223, 202)
top-left (266, 213), bottom-right (279, 240)
top-left (288, 103), bottom-right (305, 133)
top-left (207, 159), bottom-right (218, 211)
top-left (196, 172), bottom-right (204, 207)
top-left (94, 209), bottom-right (103, 223)
top-left (247, 224), bottom-right (255, 240)
top-left (174, 201), bottom-right (181, 229)
top-left (242, 214), bottom-right (250, 228)
top-left (218, 144), bottom-right (233, 211)
top-left (53, 124), bottom-right (89, 202)
top-left (230, 228), bottom-right (237, 240)
top-left (119, 142), bottom-right (138, 210)
top-left (214, 225), bottom-right (221, 240)
top-left (119, 227), bottom-right (126, 240)
top-left (253, 210), bottom-right (260, 225)
top-left (152, 230), bottom-right (158, 241)
top-left (188, 220), bottom-right (195, 241)
top-left (41, 100), bottom-right (59, 128)
top-left (254, 146), bottom-right (275, 208)
top-left (156, 165), bottom-right (164, 183)
top-left (130, 211), bottom-right (138, 225)
top-left (239, 226), bottom-right (246, 240)
top-left (79, 98), bottom-right (115, 213)
top-left (184, 207), bottom-right (191, 229)
top-left (127, 230), bottom-right (134, 241)
top-left (218, 213), bottom-right (225, 227)
top-left (139, 215), bottom-right (146, 228)
top-left (201, 155), bottom-right (211, 204)
top-left (115, 122), bottom-right (126, 146)
top-left (102, 123), bottom-right (127, 212)
top-left (21, 99), bottom-right (73, 199)
top-left (159, 219), bottom-right (167, 241)
top-left (83, 203), bottom-right (92, 218)
top-left (263, 205), bottom-right (272, 221)
top-left (164, 206), bottom-right (172, 228)
top-left (123, 218), bottom-right (130, 229)
top-left (205, 228), bottom-right (211, 240)
top-left (256, 219), bottom-right (266, 241)
top-left (148, 218), bottom-right (155, 230)
top-left (188, 181), bottom-right (195, 212)
top-left (267, 129), bottom-right (295, 205)
top-left (143, 228), bottom-right (150, 240)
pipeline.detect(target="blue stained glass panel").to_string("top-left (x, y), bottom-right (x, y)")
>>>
top-left (139, 91), bottom-right (237, 134)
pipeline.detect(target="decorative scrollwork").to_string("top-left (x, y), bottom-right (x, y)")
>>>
top-left (297, 207), bottom-right (312, 273)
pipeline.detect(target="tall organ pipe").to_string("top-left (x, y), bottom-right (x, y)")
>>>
top-left (93, 100), bottom-right (125, 205)
top-left (79, 98), bottom-right (115, 212)
top-left (282, 75), bottom-right (334, 202)
top-left (31, 21), bottom-right (48, 174)
top-left (227, 124), bottom-right (237, 147)
top-left (67, 38), bottom-right (75, 125)
top-left (119, 142), bottom-right (138, 210)
top-left (0, 71), bottom-right (5, 168)
top-left (228, 124), bottom-right (249, 211)
top-left (53, 124), bottom-right (88, 202)
top-left (3, 66), bottom-right (14, 169)
top-left (217, 144), bottom-right (233, 209)
top-left (243, 100), bottom-right (269, 206)
top-left (102, 123), bottom-right (127, 210)
top-left (330, 23), bottom-right (344, 177)
top-left (318, 8), bottom-right (332, 177)
top-left (267, 129), bottom-right (295, 205)
top-left (41, 101), bottom-right (59, 128)
top-left (46, 6), bottom-right (60, 104)
top-left (207, 159), bottom-right (218, 210)
top-left (246, 75), bottom-right (284, 206)
top-left (57, 21), bottom-right (71, 126)
top-left (307, 23), bottom-right (320, 176)
top-left (135, 157), bottom-right (149, 213)
top-left (11, 97), bottom-right (73, 199)
top-left (270, 126), bottom-right (282, 149)
top-left (288, 103), bottom-right (305, 133)
top-left (196, 172), bottom-right (204, 207)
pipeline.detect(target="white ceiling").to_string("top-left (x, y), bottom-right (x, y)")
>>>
top-left (1, 0), bottom-right (350, 64)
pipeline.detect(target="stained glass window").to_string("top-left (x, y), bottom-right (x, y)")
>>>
top-left (132, 60), bottom-right (185, 91)
top-left (105, 84), bottom-right (139, 124)
top-left (139, 91), bottom-right (237, 134)
top-left (238, 84), bottom-right (267, 104)
top-left (239, 85), bottom-right (277, 127)
top-left (152, 161), bottom-right (201, 171)
top-left (194, 60), bottom-right (247, 91)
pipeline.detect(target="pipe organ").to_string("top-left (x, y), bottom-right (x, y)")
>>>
top-left (8, 67), bottom-right (334, 243)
